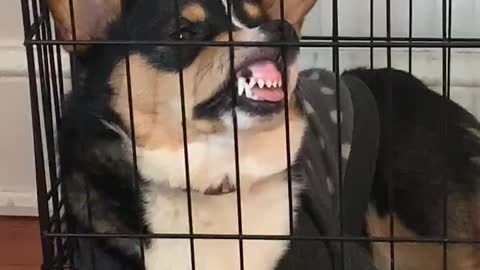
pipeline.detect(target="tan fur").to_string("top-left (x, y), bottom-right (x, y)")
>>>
top-left (366, 206), bottom-right (480, 270)
top-left (260, 0), bottom-right (317, 33)
top-left (243, 2), bottom-right (263, 19)
top-left (110, 27), bottom-right (299, 151)
top-left (130, 92), bottom-right (305, 193)
top-left (48, 0), bottom-right (319, 54)
top-left (105, 23), bottom-right (307, 270)
top-left (47, 0), bottom-right (121, 52)
top-left (110, 53), bottom-right (228, 150)
top-left (181, 3), bottom-right (206, 22)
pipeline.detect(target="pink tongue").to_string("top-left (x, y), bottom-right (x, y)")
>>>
top-left (248, 61), bottom-right (284, 102)
top-left (252, 89), bottom-right (284, 102)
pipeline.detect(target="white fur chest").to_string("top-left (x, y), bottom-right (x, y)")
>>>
top-left (137, 134), bottom-right (243, 192)
top-left (143, 175), bottom-right (302, 270)
top-left (136, 117), bottom-right (306, 193)
top-left (136, 118), bottom-right (306, 269)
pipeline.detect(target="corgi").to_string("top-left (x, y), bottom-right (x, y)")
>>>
top-left (47, 0), bottom-right (479, 269)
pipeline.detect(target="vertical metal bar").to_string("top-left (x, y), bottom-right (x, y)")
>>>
top-left (408, 0), bottom-right (413, 73)
top-left (124, 52), bottom-right (147, 267)
top-left (64, 0), bottom-right (96, 268)
top-left (447, 0), bottom-right (452, 99)
top-left (48, 14), bottom-right (72, 266)
top-left (277, 1), bottom-right (295, 269)
top-left (224, 0), bottom-right (245, 268)
top-left (172, 0), bottom-right (196, 268)
top-left (67, 0), bottom-right (79, 93)
top-left (441, 0), bottom-right (451, 269)
top-left (42, 1), bottom-right (63, 125)
top-left (20, 0), bottom-right (54, 269)
top-left (54, 27), bottom-right (66, 107)
top-left (37, 0), bottom-right (65, 263)
top-left (118, 1), bottom-right (147, 268)
top-left (52, 21), bottom-right (74, 267)
top-left (278, 0), bottom-right (294, 238)
top-left (30, 3), bottom-right (61, 263)
top-left (385, 0), bottom-right (395, 269)
top-left (332, 0), bottom-right (345, 269)
top-left (370, 0), bottom-right (374, 69)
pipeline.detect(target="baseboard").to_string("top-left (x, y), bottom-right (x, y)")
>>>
top-left (0, 40), bottom-right (70, 78)
top-left (0, 191), bottom-right (38, 216)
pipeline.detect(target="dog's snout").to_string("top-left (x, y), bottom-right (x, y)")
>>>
top-left (259, 20), bottom-right (298, 42)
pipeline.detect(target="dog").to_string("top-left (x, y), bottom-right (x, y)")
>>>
top-left (344, 68), bottom-right (480, 270)
top-left (47, 0), bottom-right (479, 269)
top-left (50, 0), bottom-right (314, 269)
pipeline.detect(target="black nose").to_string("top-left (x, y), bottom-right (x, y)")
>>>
top-left (258, 20), bottom-right (299, 42)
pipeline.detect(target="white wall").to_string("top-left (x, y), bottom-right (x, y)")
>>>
top-left (299, 0), bottom-right (480, 116)
top-left (0, 0), bottom-right (38, 215)
top-left (0, 0), bottom-right (479, 216)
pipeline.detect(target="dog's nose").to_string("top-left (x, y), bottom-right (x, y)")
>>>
top-left (259, 20), bottom-right (298, 42)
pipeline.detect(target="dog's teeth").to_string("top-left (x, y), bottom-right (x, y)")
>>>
top-left (248, 78), bottom-right (256, 88)
top-left (244, 82), bottom-right (252, 96)
top-left (237, 78), bottom-right (246, 96)
top-left (272, 81), bottom-right (278, 87)
top-left (258, 79), bottom-right (265, 88)
top-left (266, 80), bottom-right (272, 88)
top-left (245, 85), bottom-right (254, 98)
top-left (279, 80), bottom-right (282, 87)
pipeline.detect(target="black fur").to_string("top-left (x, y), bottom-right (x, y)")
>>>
top-left (58, 0), bottom-right (479, 268)
top-left (344, 68), bottom-right (480, 238)
top-left (59, 0), bottom-right (299, 268)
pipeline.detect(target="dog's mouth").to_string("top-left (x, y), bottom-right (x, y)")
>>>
top-left (193, 50), bottom-right (298, 120)
top-left (235, 60), bottom-right (285, 103)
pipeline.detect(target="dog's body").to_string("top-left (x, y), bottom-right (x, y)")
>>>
top-left (58, 0), bottom-right (310, 269)
top-left (345, 68), bottom-right (480, 270)
top-left (49, 0), bottom-right (479, 269)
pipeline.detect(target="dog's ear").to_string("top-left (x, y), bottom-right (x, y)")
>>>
top-left (48, 0), bottom-right (122, 52)
top-left (260, 0), bottom-right (317, 34)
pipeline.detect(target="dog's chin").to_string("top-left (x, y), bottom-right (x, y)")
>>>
top-left (220, 109), bottom-right (289, 131)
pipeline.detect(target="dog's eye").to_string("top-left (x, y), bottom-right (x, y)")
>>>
top-left (170, 20), bottom-right (195, 40)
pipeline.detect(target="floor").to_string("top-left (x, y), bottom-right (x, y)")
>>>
top-left (0, 216), bottom-right (41, 270)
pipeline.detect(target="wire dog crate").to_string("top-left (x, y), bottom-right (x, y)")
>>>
top-left (20, 0), bottom-right (479, 269)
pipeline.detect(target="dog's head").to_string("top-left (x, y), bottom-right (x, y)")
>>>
top-left (49, 0), bottom-right (316, 133)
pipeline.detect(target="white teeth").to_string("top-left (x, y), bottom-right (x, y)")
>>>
top-left (258, 79), bottom-right (265, 88)
top-left (245, 85), bottom-right (254, 98)
top-left (248, 78), bottom-right (256, 88)
top-left (237, 77), bottom-right (246, 96)
top-left (236, 76), bottom-right (284, 100)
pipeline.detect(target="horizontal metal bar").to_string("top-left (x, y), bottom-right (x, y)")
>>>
top-left (302, 35), bottom-right (480, 43)
top-left (25, 35), bottom-right (480, 43)
top-left (24, 39), bottom-right (480, 48)
top-left (42, 232), bottom-right (480, 244)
